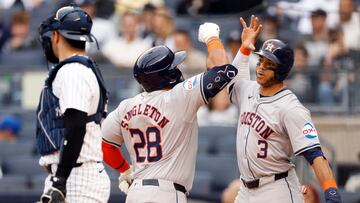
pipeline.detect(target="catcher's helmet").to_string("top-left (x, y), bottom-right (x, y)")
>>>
top-left (134, 46), bottom-right (186, 92)
top-left (38, 5), bottom-right (95, 63)
top-left (254, 39), bottom-right (294, 81)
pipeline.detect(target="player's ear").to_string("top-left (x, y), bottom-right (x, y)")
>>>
top-left (52, 31), bottom-right (60, 44)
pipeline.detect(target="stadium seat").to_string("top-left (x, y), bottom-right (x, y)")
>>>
top-left (0, 175), bottom-right (30, 192)
top-left (196, 154), bottom-right (239, 191)
top-left (30, 173), bottom-right (47, 192)
top-left (198, 126), bottom-right (237, 154)
top-left (0, 141), bottom-right (34, 161)
top-left (2, 155), bottom-right (44, 176)
top-left (191, 171), bottom-right (212, 196)
top-left (216, 134), bottom-right (237, 155)
top-left (0, 50), bottom-right (45, 68)
top-left (198, 135), bottom-right (212, 154)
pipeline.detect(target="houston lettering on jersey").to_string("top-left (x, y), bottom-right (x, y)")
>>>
top-left (120, 104), bottom-right (170, 130)
top-left (240, 112), bottom-right (274, 139)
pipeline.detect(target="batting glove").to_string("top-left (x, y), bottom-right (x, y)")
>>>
top-left (118, 166), bottom-right (133, 194)
top-left (198, 22), bottom-right (220, 43)
top-left (40, 176), bottom-right (66, 203)
top-left (324, 187), bottom-right (342, 203)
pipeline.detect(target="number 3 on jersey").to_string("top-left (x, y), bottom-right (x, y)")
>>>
top-left (130, 127), bottom-right (163, 163)
top-left (257, 140), bottom-right (268, 158)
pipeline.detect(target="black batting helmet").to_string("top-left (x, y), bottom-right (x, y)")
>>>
top-left (254, 39), bottom-right (294, 81)
top-left (38, 5), bottom-right (95, 63)
top-left (134, 46), bottom-right (185, 92)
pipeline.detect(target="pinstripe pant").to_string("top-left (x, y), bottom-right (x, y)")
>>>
top-left (43, 162), bottom-right (111, 203)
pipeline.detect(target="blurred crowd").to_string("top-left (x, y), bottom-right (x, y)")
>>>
top-left (0, 0), bottom-right (359, 122)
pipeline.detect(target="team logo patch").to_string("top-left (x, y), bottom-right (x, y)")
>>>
top-left (182, 75), bottom-right (198, 90)
top-left (302, 122), bottom-right (318, 139)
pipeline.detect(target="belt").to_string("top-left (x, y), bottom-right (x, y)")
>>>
top-left (45, 161), bottom-right (102, 174)
top-left (142, 179), bottom-right (187, 194)
top-left (241, 171), bottom-right (288, 189)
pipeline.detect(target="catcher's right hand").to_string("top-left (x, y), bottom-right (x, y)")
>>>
top-left (118, 166), bottom-right (133, 194)
top-left (40, 176), bottom-right (66, 203)
top-left (40, 186), bottom-right (65, 203)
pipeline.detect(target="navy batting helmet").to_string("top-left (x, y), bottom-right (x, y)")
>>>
top-left (254, 39), bottom-right (294, 81)
top-left (38, 5), bottom-right (95, 63)
top-left (134, 46), bottom-right (186, 92)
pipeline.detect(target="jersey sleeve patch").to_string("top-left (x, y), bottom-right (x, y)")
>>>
top-left (182, 75), bottom-right (200, 90)
top-left (302, 122), bottom-right (318, 139)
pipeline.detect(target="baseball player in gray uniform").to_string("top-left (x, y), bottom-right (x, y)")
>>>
top-left (101, 22), bottom-right (240, 203)
top-left (221, 15), bottom-right (342, 203)
top-left (36, 5), bottom-right (110, 203)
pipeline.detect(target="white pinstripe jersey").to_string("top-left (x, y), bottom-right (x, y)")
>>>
top-left (229, 80), bottom-right (320, 181)
top-left (39, 62), bottom-right (103, 166)
top-left (102, 74), bottom-right (206, 191)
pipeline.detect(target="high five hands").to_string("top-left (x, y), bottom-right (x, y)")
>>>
top-left (240, 15), bottom-right (262, 51)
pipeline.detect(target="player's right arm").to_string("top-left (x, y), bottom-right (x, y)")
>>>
top-left (228, 15), bottom-right (261, 104)
top-left (101, 102), bottom-right (130, 173)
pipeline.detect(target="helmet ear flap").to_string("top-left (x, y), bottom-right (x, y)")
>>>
top-left (274, 64), bottom-right (289, 81)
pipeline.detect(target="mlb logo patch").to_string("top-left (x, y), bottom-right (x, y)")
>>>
top-left (183, 75), bottom-right (198, 90)
top-left (302, 122), bottom-right (318, 139)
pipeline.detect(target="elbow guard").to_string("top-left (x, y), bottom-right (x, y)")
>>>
top-left (202, 64), bottom-right (238, 101)
top-left (301, 147), bottom-right (324, 165)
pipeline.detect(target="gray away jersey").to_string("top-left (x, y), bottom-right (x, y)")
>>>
top-left (102, 74), bottom-right (206, 191)
top-left (230, 80), bottom-right (320, 181)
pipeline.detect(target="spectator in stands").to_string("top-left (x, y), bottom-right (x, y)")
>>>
top-left (255, 14), bottom-right (280, 49)
top-left (318, 27), bottom-right (359, 106)
top-left (173, 29), bottom-right (206, 75)
top-left (0, 114), bottom-right (21, 142)
top-left (3, 10), bottom-right (38, 52)
top-left (0, 18), bottom-right (10, 52)
top-left (139, 3), bottom-right (156, 39)
top-left (226, 30), bottom-right (242, 61)
top-left (151, 7), bottom-right (175, 50)
top-left (286, 43), bottom-right (311, 101)
top-left (176, 0), bottom-right (211, 16)
top-left (345, 152), bottom-right (360, 192)
top-left (76, 0), bottom-right (117, 60)
top-left (102, 11), bottom-right (151, 68)
top-left (197, 89), bottom-right (238, 127)
top-left (300, 9), bottom-right (329, 68)
top-left (338, 0), bottom-right (360, 51)
top-left (273, 0), bottom-right (339, 34)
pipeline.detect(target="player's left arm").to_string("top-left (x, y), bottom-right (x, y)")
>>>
top-left (283, 106), bottom-right (341, 203)
top-left (302, 148), bottom-right (342, 203)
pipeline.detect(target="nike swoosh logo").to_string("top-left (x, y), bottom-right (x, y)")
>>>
top-left (248, 96), bottom-right (253, 99)
top-left (99, 168), bottom-right (105, 173)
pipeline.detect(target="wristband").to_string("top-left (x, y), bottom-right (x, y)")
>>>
top-left (322, 178), bottom-right (337, 191)
top-left (206, 37), bottom-right (224, 53)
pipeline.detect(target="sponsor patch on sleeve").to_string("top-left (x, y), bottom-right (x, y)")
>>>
top-left (302, 122), bottom-right (318, 139)
top-left (182, 75), bottom-right (199, 90)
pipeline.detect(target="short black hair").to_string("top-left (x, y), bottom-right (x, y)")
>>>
top-left (311, 9), bottom-right (327, 17)
top-left (64, 37), bottom-right (86, 49)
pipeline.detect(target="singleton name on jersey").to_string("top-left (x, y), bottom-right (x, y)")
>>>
top-left (120, 104), bottom-right (170, 130)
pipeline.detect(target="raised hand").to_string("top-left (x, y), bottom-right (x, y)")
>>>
top-left (240, 15), bottom-right (262, 51)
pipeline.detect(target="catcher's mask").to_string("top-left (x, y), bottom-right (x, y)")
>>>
top-left (133, 45), bottom-right (186, 92)
top-left (38, 5), bottom-right (97, 63)
top-left (254, 39), bottom-right (294, 81)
